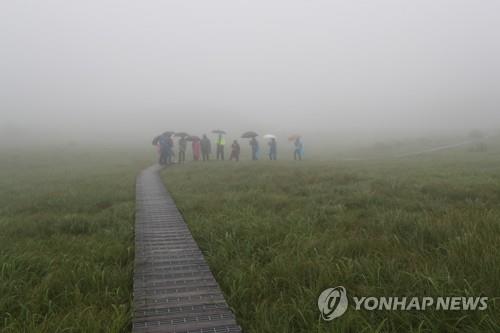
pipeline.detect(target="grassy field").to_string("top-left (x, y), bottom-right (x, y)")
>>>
top-left (1, 139), bottom-right (499, 332)
top-left (162, 146), bottom-right (500, 332)
top-left (0, 147), bottom-right (152, 332)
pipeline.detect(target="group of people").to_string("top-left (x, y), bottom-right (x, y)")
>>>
top-left (154, 132), bottom-right (304, 165)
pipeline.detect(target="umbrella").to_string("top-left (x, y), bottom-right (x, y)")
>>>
top-left (263, 134), bottom-right (276, 139)
top-left (241, 131), bottom-right (258, 138)
top-left (174, 132), bottom-right (190, 138)
top-left (152, 135), bottom-right (160, 145)
top-left (288, 134), bottom-right (301, 141)
top-left (186, 135), bottom-right (201, 141)
top-left (212, 129), bottom-right (226, 134)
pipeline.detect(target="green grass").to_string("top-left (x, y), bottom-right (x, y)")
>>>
top-left (1, 140), bottom-right (499, 332)
top-left (162, 148), bottom-right (500, 332)
top-left (0, 147), bottom-right (152, 332)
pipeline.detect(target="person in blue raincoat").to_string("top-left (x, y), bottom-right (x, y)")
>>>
top-left (294, 137), bottom-right (303, 160)
top-left (158, 134), bottom-right (170, 165)
top-left (250, 137), bottom-right (259, 160)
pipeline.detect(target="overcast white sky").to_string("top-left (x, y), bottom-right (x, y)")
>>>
top-left (1, 0), bottom-right (499, 142)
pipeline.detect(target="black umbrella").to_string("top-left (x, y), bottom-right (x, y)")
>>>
top-left (186, 135), bottom-right (201, 142)
top-left (174, 132), bottom-right (190, 138)
top-left (241, 131), bottom-right (258, 138)
top-left (212, 129), bottom-right (226, 134)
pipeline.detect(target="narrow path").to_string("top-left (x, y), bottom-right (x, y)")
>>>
top-left (338, 137), bottom-right (487, 161)
top-left (133, 164), bottom-right (241, 333)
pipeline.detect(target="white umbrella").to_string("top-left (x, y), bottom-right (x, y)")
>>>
top-left (263, 134), bottom-right (277, 139)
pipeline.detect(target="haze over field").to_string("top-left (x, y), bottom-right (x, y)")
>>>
top-left (1, 0), bottom-right (500, 144)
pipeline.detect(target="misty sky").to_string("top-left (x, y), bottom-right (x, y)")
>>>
top-left (1, 0), bottom-right (499, 141)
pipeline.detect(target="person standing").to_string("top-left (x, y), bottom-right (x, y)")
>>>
top-left (158, 134), bottom-right (169, 165)
top-left (268, 138), bottom-right (277, 160)
top-left (294, 137), bottom-right (303, 160)
top-left (250, 137), bottom-right (259, 160)
top-left (230, 140), bottom-right (240, 161)
top-left (192, 138), bottom-right (201, 161)
top-left (178, 136), bottom-right (187, 163)
top-left (216, 134), bottom-right (225, 160)
top-left (201, 134), bottom-right (211, 161)
top-left (166, 135), bottom-right (174, 164)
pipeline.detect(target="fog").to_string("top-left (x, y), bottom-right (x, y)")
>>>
top-left (1, 0), bottom-right (499, 146)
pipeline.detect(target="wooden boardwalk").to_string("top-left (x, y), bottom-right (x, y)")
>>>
top-left (133, 165), bottom-right (241, 333)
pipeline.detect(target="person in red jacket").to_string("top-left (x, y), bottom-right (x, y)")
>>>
top-left (192, 137), bottom-right (201, 161)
